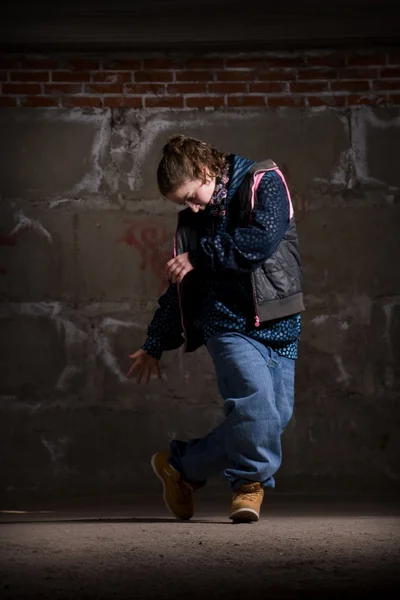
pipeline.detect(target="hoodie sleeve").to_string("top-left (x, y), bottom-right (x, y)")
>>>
top-left (141, 283), bottom-right (184, 360)
top-left (194, 170), bottom-right (290, 272)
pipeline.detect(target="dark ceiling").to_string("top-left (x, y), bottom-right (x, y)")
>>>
top-left (2, 0), bottom-right (400, 52)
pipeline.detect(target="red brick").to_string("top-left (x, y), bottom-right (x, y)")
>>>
top-left (388, 53), bottom-right (400, 65)
top-left (0, 97), bottom-right (17, 107)
top-left (103, 59), bottom-right (142, 70)
top-left (167, 83), bottom-right (207, 94)
top-left (331, 80), bottom-right (370, 92)
top-left (264, 57), bottom-right (305, 68)
top-left (373, 79), bottom-right (400, 91)
top-left (21, 96), bottom-right (59, 107)
top-left (92, 71), bottom-right (131, 83)
top-left (249, 82), bottom-right (285, 93)
top-left (0, 71), bottom-right (8, 82)
top-left (186, 96), bottom-right (225, 107)
top-left (267, 96), bottom-right (305, 107)
top-left (176, 71), bottom-right (213, 82)
top-left (122, 97), bottom-right (143, 107)
top-left (298, 68), bottom-right (337, 80)
top-left (125, 83), bottom-right (166, 94)
top-left (306, 55), bottom-right (346, 67)
top-left (225, 59), bottom-right (264, 69)
top-left (145, 96), bottom-right (184, 108)
top-left (3, 83), bottom-right (41, 94)
top-left (216, 70), bottom-right (254, 82)
top-left (380, 68), bottom-right (400, 78)
top-left (142, 58), bottom-right (179, 69)
top-left (306, 96), bottom-right (328, 106)
top-left (227, 96), bottom-right (265, 107)
top-left (52, 71), bottom-right (90, 82)
top-left (63, 59), bottom-right (99, 70)
top-left (136, 71), bottom-right (174, 82)
top-left (61, 96), bottom-right (102, 108)
top-left (85, 83), bottom-right (123, 94)
top-left (208, 82), bottom-right (247, 94)
top-left (10, 71), bottom-right (49, 82)
top-left (185, 59), bottom-right (224, 69)
top-left (290, 82), bottom-right (327, 93)
top-left (103, 97), bottom-right (143, 108)
top-left (44, 83), bottom-right (83, 94)
top-left (347, 54), bottom-right (386, 66)
top-left (255, 70), bottom-right (296, 81)
top-left (338, 68), bottom-right (378, 79)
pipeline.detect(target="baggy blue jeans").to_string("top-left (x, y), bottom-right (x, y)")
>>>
top-left (168, 332), bottom-right (295, 491)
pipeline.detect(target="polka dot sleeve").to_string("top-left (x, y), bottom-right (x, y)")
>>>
top-left (141, 283), bottom-right (184, 360)
top-left (197, 170), bottom-right (290, 271)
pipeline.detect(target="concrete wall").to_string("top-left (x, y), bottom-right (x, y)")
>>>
top-left (1, 53), bottom-right (400, 498)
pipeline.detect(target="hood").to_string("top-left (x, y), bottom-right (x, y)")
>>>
top-left (227, 154), bottom-right (257, 200)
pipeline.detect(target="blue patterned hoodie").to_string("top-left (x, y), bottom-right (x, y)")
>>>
top-left (142, 154), bottom-right (301, 360)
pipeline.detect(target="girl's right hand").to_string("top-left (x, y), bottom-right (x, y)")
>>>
top-left (126, 349), bottom-right (161, 384)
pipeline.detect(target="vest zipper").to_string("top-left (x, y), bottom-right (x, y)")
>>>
top-left (249, 186), bottom-right (261, 328)
top-left (251, 272), bottom-right (260, 327)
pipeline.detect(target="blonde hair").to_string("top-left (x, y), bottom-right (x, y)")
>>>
top-left (157, 134), bottom-right (226, 196)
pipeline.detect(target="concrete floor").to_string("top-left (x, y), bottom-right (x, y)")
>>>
top-left (1, 493), bottom-right (399, 600)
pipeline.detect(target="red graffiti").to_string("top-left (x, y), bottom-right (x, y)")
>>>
top-left (118, 220), bottom-right (174, 293)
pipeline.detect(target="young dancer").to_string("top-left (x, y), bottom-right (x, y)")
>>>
top-left (127, 135), bottom-right (304, 522)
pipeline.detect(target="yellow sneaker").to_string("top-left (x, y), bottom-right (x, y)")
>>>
top-left (229, 481), bottom-right (264, 522)
top-left (151, 451), bottom-right (194, 520)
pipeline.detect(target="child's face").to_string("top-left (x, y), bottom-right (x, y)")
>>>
top-left (167, 176), bottom-right (216, 213)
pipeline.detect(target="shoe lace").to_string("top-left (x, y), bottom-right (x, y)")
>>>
top-left (245, 491), bottom-right (261, 501)
top-left (234, 487), bottom-right (261, 501)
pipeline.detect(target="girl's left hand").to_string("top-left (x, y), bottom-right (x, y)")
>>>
top-left (165, 252), bottom-right (194, 283)
top-left (126, 349), bottom-right (161, 384)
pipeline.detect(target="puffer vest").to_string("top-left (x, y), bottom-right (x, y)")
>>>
top-left (175, 159), bottom-right (305, 352)
top-left (239, 159), bottom-right (305, 323)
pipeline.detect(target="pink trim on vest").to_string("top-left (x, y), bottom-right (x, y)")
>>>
top-left (250, 172), bottom-right (265, 210)
top-left (275, 168), bottom-right (294, 220)
top-left (250, 168), bottom-right (294, 220)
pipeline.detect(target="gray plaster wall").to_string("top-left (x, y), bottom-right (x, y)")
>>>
top-left (0, 106), bottom-right (399, 497)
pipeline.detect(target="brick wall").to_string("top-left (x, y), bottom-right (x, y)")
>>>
top-left (1, 49), bottom-right (399, 109)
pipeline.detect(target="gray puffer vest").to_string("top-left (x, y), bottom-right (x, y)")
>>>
top-left (238, 159), bottom-right (304, 324)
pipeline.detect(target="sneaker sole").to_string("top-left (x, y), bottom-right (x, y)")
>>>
top-left (229, 507), bottom-right (260, 523)
top-left (150, 454), bottom-right (192, 520)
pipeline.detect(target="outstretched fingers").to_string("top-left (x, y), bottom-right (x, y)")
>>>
top-left (126, 356), bottom-right (141, 379)
top-left (126, 353), bottom-right (161, 384)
